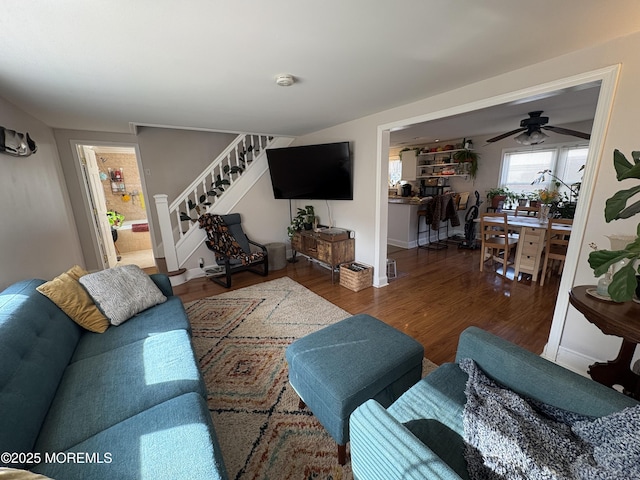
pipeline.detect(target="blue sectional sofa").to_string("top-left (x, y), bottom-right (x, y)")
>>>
top-left (0, 274), bottom-right (228, 480)
top-left (350, 326), bottom-right (640, 480)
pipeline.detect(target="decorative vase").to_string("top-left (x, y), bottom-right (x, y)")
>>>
top-left (538, 204), bottom-right (551, 224)
top-left (597, 269), bottom-right (613, 297)
top-left (606, 234), bottom-right (636, 251)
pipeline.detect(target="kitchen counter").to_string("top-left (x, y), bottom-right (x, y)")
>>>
top-left (387, 200), bottom-right (429, 248)
top-left (387, 195), bottom-right (462, 249)
top-left (388, 195), bottom-right (430, 205)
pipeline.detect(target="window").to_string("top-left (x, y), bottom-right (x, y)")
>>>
top-left (500, 143), bottom-right (588, 199)
top-left (389, 158), bottom-right (402, 186)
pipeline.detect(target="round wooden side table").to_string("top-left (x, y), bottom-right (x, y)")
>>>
top-left (569, 285), bottom-right (640, 399)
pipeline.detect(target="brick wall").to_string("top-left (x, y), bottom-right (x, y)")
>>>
top-left (98, 152), bottom-right (147, 222)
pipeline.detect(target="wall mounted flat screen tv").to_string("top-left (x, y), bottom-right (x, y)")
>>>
top-left (266, 142), bottom-right (353, 200)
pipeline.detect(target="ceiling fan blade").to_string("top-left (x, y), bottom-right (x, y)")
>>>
top-left (543, 125), bottom-right (591, 140)
top-left (486, 128), bottom-right (526, 143)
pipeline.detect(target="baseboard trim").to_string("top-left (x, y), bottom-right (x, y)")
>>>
top-left (551, 346), bottom-right (599, 378)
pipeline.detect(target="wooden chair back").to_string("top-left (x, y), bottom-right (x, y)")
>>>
top-left (540, 218), bottom-right (573, 286)
top-left (515, 205), bottom-right (540, 217)
top-left (479, 212), bottom-right (519, 277)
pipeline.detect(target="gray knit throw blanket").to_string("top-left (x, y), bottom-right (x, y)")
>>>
top-left (460, 358), bottom-right (640, 480)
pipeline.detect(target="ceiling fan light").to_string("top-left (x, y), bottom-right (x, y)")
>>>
top-left (528, 130), bottom-right (549, 144)
top-left (514, 132), bottom-right (531, 145)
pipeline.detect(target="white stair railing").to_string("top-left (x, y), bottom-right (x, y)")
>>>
top-left (154, 133), bottom-right (282, 272)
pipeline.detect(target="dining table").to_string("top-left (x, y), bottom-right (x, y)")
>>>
top-left (479, 214), bottom-right (573, 281)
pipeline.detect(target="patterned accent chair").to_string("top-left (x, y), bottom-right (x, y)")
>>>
top-left (198, 213), bottom-right (268, 288)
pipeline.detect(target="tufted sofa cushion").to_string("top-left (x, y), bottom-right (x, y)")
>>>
top-left (0, 280), bottom-right (81, 466)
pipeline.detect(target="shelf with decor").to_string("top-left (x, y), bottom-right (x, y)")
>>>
top-left (416, 143), bottom-right (475, 180)
top-left (417, 161), bottom-right (471, 179)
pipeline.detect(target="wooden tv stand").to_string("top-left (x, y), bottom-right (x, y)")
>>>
top-left (291, 228), bottom-right (355, 283)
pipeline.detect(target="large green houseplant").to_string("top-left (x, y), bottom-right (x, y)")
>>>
top-left (452, 149), bottom-right (479, 179)
top-left (588, 149), bottom-right (640, 302)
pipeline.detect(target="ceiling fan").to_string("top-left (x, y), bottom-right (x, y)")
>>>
top-left (486, 111), bottom-right (591, 145)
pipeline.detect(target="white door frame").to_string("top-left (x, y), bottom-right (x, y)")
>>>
top-left (70, 140), bottom-right (156, 270)
top-left (78, 145), bottom-right (119, 268)
top-left (374, 65), bottom-right (620, 362)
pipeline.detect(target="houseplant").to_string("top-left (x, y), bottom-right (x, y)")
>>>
top-left (517, 193), bottom-right (528, 207)
top-left (287, 206), bottom-right (315, 238)
top-left (452, 149), bottom-right (479, 179)
top-left (537, 188), bottom-right (560, 205)
top-left (588, 149), bottom-right (640, 302)
top-left (107, 210), bottom-right (124, 227)
top-left (532, 168), bottom-right (582, 218)
top-left (505, 190), bottom-right (521, 209)
top-left (486, 187), bottom-right (510, 209)
top-left (527, 192), bottom-right (539, 207)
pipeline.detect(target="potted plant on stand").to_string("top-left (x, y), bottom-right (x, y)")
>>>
top-left (588, 149), bottom-right (640, 302)
top-left (287, 206), bottom-right (316, 238)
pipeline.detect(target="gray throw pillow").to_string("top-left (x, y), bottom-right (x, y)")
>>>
top-left (79, 265), bottom-right (167, 326)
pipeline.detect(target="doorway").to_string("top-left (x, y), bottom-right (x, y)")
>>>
top-left (76, 143), bottom-right (155, 270)
top-left (375, 66), bottom-right (620, 364)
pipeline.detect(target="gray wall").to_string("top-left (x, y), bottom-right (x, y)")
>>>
top-left (52, 127), bottom-right (237, 270)
top-left (135, 127), bottom-right (237, 246)
top-left (0, 98), bottom-right (84, 289)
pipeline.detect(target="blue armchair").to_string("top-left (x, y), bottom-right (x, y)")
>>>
top-left (349, 327), bottom-right (639, 480)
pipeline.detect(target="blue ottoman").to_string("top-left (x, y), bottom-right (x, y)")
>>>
top-left (285, 314), bottom-right (424, 464)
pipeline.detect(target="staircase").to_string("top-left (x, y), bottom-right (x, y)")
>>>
top-left (154, 133), bottom-right (292, 276)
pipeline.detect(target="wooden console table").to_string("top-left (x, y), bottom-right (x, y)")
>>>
top-left (569, 285), bottom-right (640, 399)
top-left (291, 229), bottom-right (354, 283)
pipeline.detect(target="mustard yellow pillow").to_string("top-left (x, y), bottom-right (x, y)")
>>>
top-left (65, 264), bottom-right (89, 281)
top-left (37, 266), bottom-right (110, 333)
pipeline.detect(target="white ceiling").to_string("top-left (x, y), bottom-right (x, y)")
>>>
top-left (2, 1), bottom-right (640, 136)
top-left (389, 82), bottom-right (601, 153)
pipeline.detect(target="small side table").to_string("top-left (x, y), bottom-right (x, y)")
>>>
top-left (569, 285), bottom-right (640, 399)
top-left (265, 242), bottom-right (287, 271)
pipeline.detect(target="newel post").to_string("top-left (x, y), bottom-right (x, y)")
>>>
top-left (154, 194), bottom-right (179, 272)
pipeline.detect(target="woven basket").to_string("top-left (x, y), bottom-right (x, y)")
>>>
top-left (339, 263), bottom-right (373, 292)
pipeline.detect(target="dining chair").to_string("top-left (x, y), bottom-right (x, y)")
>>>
top-left (479, 212), bottom-right (519, 278)
top-left (513, 226), bottom-right (546, 282)
top-left (515, 205), bottom-right (540, 217)
top-left (540, 218), bottom-right (573, 286)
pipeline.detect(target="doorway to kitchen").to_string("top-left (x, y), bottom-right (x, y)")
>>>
top-left (76, 143), bottom-right (155, 270)
top-left (376, 66), bottom-right (619, 365)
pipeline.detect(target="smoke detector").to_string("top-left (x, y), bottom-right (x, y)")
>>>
top-left (275, 74), bottom-right (295, 87)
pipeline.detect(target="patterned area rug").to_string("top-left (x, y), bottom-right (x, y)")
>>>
top-left (185, 276), bottom-right (437, 480)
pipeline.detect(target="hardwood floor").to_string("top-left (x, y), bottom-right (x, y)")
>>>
top-left (171, 245), bottom-right (564, 365)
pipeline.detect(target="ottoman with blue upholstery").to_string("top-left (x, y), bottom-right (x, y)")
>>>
top-left (285, 313), bottom-right (424, 464)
